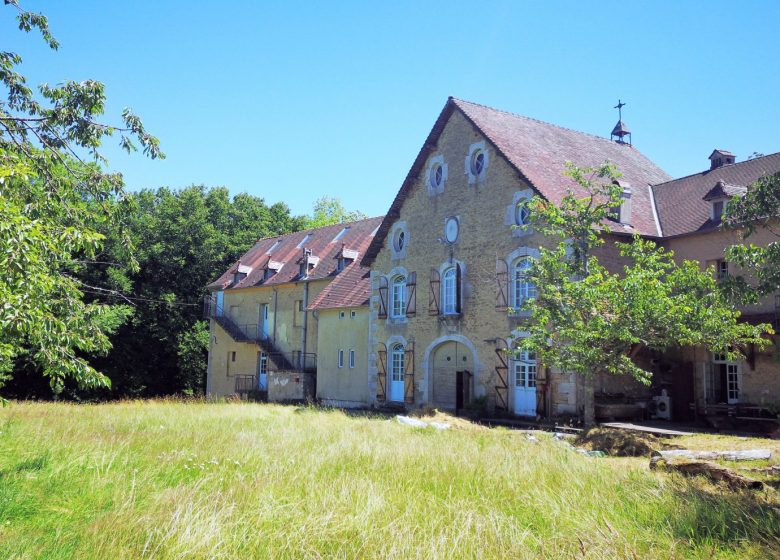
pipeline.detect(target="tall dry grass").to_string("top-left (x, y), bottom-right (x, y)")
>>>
top-left (0, 401), bottom-right (778, 559)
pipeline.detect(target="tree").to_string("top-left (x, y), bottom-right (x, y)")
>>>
top-left (722, 172), bottom-right (780, 304)
top-left (517, 163), bottom-right (770, 426)
top-left (0, 2), bottom-right (162, 398)
top-left (306, 196), bottom-right (367, 228)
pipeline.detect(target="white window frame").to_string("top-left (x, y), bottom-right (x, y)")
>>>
top-left (338, 349), bottom-right (344, 369)
top-left (391, 275), bottom-right (406, 318)
top-left (442, 266), bottom-right (458, 315)
top-left (465, 141), bottom-right (489, 184)
top-left (349, 349), bottom-right (355, 369)
top-left (389, 222), bottom-right (409, 259)
top-left (514, 350), bottom-right (537, 388)
top-left (426, 154), bottom-right (448, 196)
top-left (513, 257), bottom-right (537, 310)
top-left (391, 344), bottom-right (405, 383)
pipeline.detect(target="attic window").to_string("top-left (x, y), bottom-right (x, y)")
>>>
top-left (471, 150), bottom-right (485, 175)
top-left (263, 268), bottom-right (275, 281)
top-left (465, 141), bottom-right (488, 184)
top-left (297, 234), bottom-right (312, 249)
top-left (713, 200), bottom-right (724, 222)
top-left (336, 257), bottom-right (349, 272)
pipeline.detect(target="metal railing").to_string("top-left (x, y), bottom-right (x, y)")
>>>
top-left (235, 375), bottom-right (258, 394)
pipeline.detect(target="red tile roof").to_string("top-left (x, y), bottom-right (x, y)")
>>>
top-left (208, 216), bottom-right (383, 291)
top-left (651, 152), bottom-right (780, 237)
top-left (363, 98), bottom-right (671, 264)
top-left (308, 260), bottom-right (371, 310)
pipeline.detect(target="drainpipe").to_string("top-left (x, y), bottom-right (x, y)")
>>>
top-left (272, 287), bottom-right (278, 345)
top-left (301, 281), bottom-right (309, 370)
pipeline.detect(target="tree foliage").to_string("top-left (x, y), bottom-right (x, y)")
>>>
top-left (306, 196), bottom-right (367, 228)
top-left (516, 163), bottom-right (771, 423)
top-left (0, 2), bottom-right (161, 398)
top-left (723, 172), bottom-right (780, 304)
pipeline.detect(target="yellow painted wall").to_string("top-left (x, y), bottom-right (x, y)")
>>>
top-left (315, 307), bottom-right (370, 407)
top-left (206, 278), bottom-right (329, 397)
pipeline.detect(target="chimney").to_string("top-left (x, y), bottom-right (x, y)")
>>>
top-left (709, 149), bottom-right (736, 170)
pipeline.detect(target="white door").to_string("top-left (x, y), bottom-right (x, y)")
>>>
top-left (215, 291), bottom-right (224, 317)
top-left (513, 351), bottom-right (537, 416)
top-left (260, 304), bottom-right (269, 339)
top-left (389, 344), bottom-right (405, 402)
top-left (257, 352), bottom-right (268, 390)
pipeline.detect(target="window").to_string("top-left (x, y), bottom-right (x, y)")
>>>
top-left (391, 344), bottom-right (405, 383)
top-left (230, 351), bottom-right (236, 362)
top-left (442, 267), bottom-right (458, 315)
top-left (339, 311), bottom-right (345, 319)
top-left (259, 353), bottom-right (268, 374)
top-left (349, 349), bottom-right (355, 369)
top-left (515, 351), bottom-right (537, 388)
top-left (716, 260), bottom-right (729, 280)
top-left (471, 149), bottom-right (485, 175)
top-left (297, 300), bottom-right (304, 312)
top-left (709, 352), bottom-right (741, 404)
top-left (336, 257), bottom-right (346, 272)
top-left (513, 258), bottom-right (537, 309)
top-left (430, 163), bottom-right (444, 190)
top-left (515, 201), bottom-right (530, 226)
top-left (444, 217), bottom-right (459, 244)
top-left (338, 349), bottom-right (344, 368)
top-left (394, 230), bottom-right (405, 252)
top-left (713, 200), bottom-right (724, 222)
top-left (350, 310), bottom-right (356, 318)
top-left (391, 275), bottom-right (406, 318)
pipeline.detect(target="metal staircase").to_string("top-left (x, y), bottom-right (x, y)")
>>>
top-left (203, 295), bottom-right (312, 373)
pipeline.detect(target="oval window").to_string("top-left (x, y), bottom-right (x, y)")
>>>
top-left (430, 163), bottom-right (443, 190)
top-left (515, 201), bottom-right (530, 226)
top-left (471, 150), bottom-right (485, 175)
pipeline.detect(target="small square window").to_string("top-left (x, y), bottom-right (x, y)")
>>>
top-left (350, 310), bottom-right (356, 318)
top-left (339, 311), bottom-right (345, 319)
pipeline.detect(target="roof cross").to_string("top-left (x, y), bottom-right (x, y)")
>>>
top-left (614, 99), bottom-right (626, 121)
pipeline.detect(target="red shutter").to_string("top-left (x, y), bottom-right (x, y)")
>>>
top-left (405, 272), bottom-right (417, 317)
top-left (494, 340), bottom-right (509, 411)
top-left (496, 258), bottom-right (509, 311)
top-left (428, 268), bottom-right (440, 316)
top-left (404, 341), bottom-right (415, 404)
top-left (455, 263), bottom-right (463, 315)
top-left (378, 276), bottom-right (388, 319)
top-left (377, 343), bottom-right (387, 402)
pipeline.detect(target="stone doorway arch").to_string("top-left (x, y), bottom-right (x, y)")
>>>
top-left (425, 336), bottom-right (477, 411)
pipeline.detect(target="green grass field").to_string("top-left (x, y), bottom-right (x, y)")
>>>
top-left (1, 401), bottom-right (778, 559)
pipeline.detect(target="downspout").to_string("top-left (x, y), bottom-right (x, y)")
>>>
top-left (301, 281), bottom-right (309, 370)
top-left (272, 287), bottom-right (278, 345)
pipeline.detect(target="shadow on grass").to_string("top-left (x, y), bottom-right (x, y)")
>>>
top-left (0, 452), bottom-right (49, 479)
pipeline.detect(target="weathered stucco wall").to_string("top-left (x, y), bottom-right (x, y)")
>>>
top-left (315, 307), bottom-right (370, 407)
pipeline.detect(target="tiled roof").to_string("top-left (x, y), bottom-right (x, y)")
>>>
top-left (651, 152), bottom-right (780, 237)
top-left (363, 97), bottom-right (671, 263)
top-left (208, 216), bottom-right (383, 291)
top-left (702, 181), bottom-right (747, 201)
top-left (308, 260), bottom-right (371, 310)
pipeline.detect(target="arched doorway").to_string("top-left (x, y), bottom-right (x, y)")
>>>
top-left (430, 341), bottom-right (474, 411)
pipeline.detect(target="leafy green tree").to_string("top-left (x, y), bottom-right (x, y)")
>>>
top-left (723, 172), bottom-right (780, 304)
top-left (517, 163), bottom-right (770, 426)
top-left (306, 196), bottom-right (367, 228)
top-left (0, 2), bottom-right (161, 398)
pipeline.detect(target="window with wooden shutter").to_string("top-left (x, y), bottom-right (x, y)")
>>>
top-left (404, 341), bottom-right (415, 404)
top-left (378, 276), bottom-right (388, 319)
top-left (428, 268), bottom-right (440, 316)
top-left (405, 272), bottom-right (416, 317)
top-left (496, 258), bottom-right (508, 311)
top-left (494, 340), bottom-right (509, 411)
top-left (377, 343), bottom-right (387, 402)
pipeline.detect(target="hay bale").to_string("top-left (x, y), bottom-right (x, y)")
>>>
top-left (575, 427), bottom-right (665, 457)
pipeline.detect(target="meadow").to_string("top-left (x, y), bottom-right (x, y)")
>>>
top-left (0, 401), bottom-right (778, 559)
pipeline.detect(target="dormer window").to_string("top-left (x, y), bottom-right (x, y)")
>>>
top-left (702, 180), bottom-right (746, 225)
top-left (336, 257), bottom-right (348, 272)
top-left (712, 200), bottom-right (725, 222)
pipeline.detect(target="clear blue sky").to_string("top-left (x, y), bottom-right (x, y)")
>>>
top-left (10, 1), bottom-right (780, 218)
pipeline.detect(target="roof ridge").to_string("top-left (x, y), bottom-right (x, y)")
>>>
top-left (249, 215), bottom-right (384, 245)
top-left (450, 97), bottom-right (636, 149)
top-left (652, 151), bottom-right (780, 190)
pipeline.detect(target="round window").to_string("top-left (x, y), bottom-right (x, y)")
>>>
top-left (430, 163), bottom-right (443, 189)
top-left (515, 201), bottom-right (530, 226)
top-left (471, 150), bottom-right (485, 175)
top-left (444, 217), bottom-right (459, 243)
top-left (394, 230), bottom-right (406, 252)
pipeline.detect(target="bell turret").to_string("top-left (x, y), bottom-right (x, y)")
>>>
top-left (610, 100), bottom-right (632, 145)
